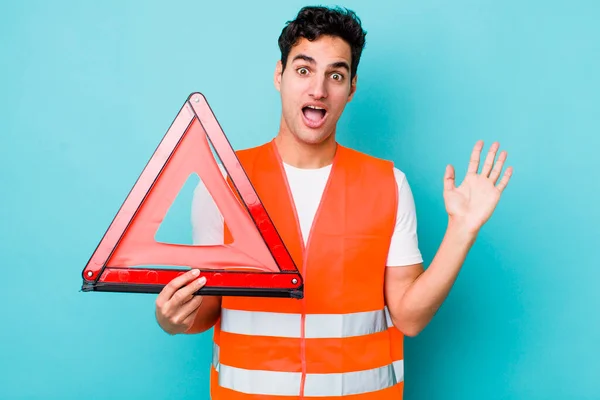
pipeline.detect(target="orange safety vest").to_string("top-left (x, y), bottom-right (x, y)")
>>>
top-left (210, 139), bottom-right (404, 399)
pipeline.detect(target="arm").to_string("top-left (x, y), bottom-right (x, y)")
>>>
top-left (385, 141), bottom-right (513, 337)
top-left (384, 223), bottom-right (475, 337)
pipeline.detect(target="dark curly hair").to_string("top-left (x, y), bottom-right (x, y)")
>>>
top-left (277, 6), bottom-right (367, 81)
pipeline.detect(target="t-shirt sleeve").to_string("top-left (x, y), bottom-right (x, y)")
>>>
top-left (190, 165), bottom-right (226, 246)
top-left (386, 167), bottom-right (424, 267)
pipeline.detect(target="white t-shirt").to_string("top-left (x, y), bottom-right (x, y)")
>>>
top-left (191, 163), bottom-right (423, 267)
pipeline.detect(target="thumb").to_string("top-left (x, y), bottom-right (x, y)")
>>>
top-left (444, 164), bottom-right (455, 191)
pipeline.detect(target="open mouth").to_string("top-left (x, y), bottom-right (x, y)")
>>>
top-left (301, 105), bottom-right (327, 128)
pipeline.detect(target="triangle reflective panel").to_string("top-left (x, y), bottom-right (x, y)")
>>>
top-left (81, 92), bottom-right (303, 299)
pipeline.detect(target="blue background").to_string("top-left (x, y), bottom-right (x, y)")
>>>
top-left (1, 0), bottom-right (599, 399)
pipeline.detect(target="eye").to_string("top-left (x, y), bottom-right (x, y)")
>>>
top-left (331, 73), bottom-right (344, 81)
top-left (297, 67), bottom-right (309, 76)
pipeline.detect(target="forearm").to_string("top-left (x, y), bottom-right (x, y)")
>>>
top-left (391, 220), bottom-right (477, 335)
top-left (185, 295), bottom-right (222, 334)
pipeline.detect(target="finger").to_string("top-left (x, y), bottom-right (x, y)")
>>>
top-left (157, 269), bottom-right (200, 305)
top-left (444, 164), bottom-right (455, 191)
top-left (496, 166), bottom-right (513, 192)
top-left (466, 140), bottom-right (484, 175)
top-left (489, 150), bottom-right (507, 184)
top-left (177, 295), bottom-right (204, 324)
top-left (480, 142), bottom-right (499, 177)
top-left (171, 275), bottom-right (207, 307)
top-left (181, 303), bottom-right (203, 331)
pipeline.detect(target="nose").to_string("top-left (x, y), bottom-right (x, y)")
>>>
top-left (309, 75), bottom-right (328, 100)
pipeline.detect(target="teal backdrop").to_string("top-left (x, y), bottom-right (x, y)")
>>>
top-left (1, 0), bottom-right (599, 399)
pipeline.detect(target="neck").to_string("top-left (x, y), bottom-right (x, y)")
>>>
top-left (274, 127), bottom-right (337, 170)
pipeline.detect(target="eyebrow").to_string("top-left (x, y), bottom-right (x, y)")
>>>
top-left (292, 54), bottom-right (350, 72)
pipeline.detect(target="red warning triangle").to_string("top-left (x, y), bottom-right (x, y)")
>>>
top-left (81, 92), bottom-right (303, 298)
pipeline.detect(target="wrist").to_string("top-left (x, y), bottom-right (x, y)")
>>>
top-left (446, 217), bottom-right (479, 245)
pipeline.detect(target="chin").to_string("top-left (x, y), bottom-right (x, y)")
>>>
top-left (296, 130), bottom-right (333, 146)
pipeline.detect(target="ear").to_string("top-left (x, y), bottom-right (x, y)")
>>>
top-left (274, 60), bottom-right (283, 92)
top-left (347, 74), bottom-right (358, 103)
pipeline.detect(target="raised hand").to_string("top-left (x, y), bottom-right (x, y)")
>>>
top-left (443, 141), bottom-right (513, 234)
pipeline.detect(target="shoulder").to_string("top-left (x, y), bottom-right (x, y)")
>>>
top-left (392, 167), bottom-right (407, 187)
top-left (340, 145), bottom-right (395, 174)
top-left (340, 145), bottom-right (411, 192)
top-left (234, 142), bottom-right (271, 162)
top-left (227, 141), bottom-right (272, 176)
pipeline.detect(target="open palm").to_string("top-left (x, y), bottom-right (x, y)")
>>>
top-left (443, 141), bottom-right (513, 234)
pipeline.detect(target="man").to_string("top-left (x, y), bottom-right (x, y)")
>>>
top-left (155, 5), bottom-right (513, 399)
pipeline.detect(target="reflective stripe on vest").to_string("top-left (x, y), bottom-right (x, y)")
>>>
top-left (212, 343), bottom-right (404, 396)
top-left (220, 307), bottom-right (389, 338)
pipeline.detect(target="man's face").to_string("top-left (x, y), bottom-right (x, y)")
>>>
top-left (274, 35), bottom-right (357, 146)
